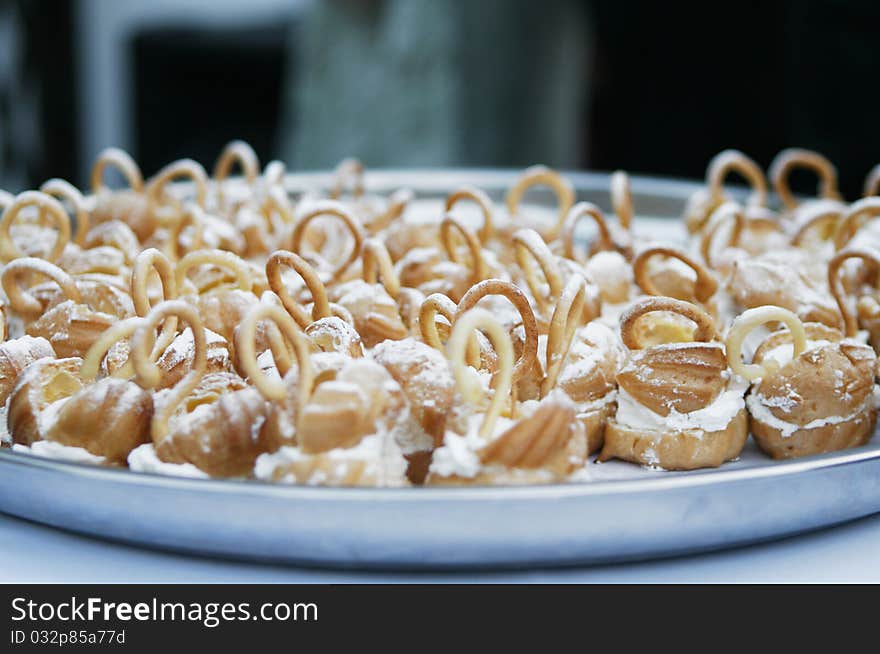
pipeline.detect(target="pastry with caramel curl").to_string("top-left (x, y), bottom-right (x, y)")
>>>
top-left (599, 297), bottom-right (749, 470)
top-left (727, 306), bottom-right (877, 459)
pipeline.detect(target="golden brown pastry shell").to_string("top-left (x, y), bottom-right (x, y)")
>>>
top-left (598, 408), bottom-right (749, 470)
top-left (750, 403), bottom-right (876, 459)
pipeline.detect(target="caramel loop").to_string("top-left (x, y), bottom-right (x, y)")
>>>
top-left (864, 164), bottom-right (880, 198)
top-left (417, 293), bottom-right (479, 368)
top-left (258, 290), bottom-right (308, 362)
top-left (264, 185), bottom-right (296, 227)
top-left (40, 178), bottom-right (90, 247)
top-left (456, 279), bottom-right (539, 383)
top-left (705, 149), bottom-right (768, 206)
top-left (827, 248), bottom-right (880, 337)
top-left (368, 188), bottom-right (414, 233)
top-left (164, 203), bottom-right (205, 260)
top-left (146, 159), bottom-right (208, 211)
top-left (620, 297), bottom-right (719, 351)
top-left (175, 249), bottom-right (253, 293)
top-left (131, 247), bottom-right (179, 362)
top-left (90, 147), bottom-right (145, 194)
top-left (1, 257), bottom-right (81, 317)
top-left (266, 250), bottom-right (332, 329)
top-left (212, 140), bottom-right (260, 212)
top-left (726, 305), bottom-right (807, 381)
top-left (262, 186), bottom-right (296, 233)
top-left (505, 165), bottom-right (575, 240)
top-left (362, 238), bottom-right (401, 299)
top-left (699, 202), bottom-right (744, 269)
top-left (610, 170), bottom-right (634, 231)
top-left (131, 301), bottom-right (207, 442)
top-left (420, 292), bottom-right (456, 348)
top-left (512, 228), bottom-right (563, 313)
top-left (445, 185), bottom-right (494, 244)
top-left (769, 148), bottom-right (840, 210)
top-left (561, 202), bottom-right (615, 262)
top-left (132, 248), bottom-right (178, 316)
top-left (329, 158), bottom-right (365, 199)
top-left (80, 316), bottom-right (145, 381)
top-left (0, 191), bottom-right (72, 262)
top-left (447, 308), bottom-right (515, 439)
top-left (633, 246), bottom-right (719, 303)
top-left (263, 160), bottom-right (287, 188)
top-left (790, 202), bottom-right (843, 247)
top-left (541, 276), bottom-right (587, 397)
top-left (440, 213), bottom-right (487, 285)
top-left (0, 190), bottom-right (14, 212)
top-left (833, 197), bottom-right (880, 251)
top-left (213, 140), bottom-right (260, 185)
top-left (290, 201), bottom-right (364, 281)
top-left (236, 302), bottom-right (314, 406)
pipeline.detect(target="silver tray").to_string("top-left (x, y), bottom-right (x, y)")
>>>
top-left (1, 168), bottom-right (878, 570)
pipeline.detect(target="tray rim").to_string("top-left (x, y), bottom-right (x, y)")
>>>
top-left (2, 443), bottom-right (878, 502)
top-left (276, 166), bottom-right (722, 210)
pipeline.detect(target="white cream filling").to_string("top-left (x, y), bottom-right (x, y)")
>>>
top-left (127, 443), bottom-right (209, 478)
top-left (614, 375), bottom-right (749, 435)
top-left (746, 385), bottom-right (878, 439)
top-left (430, 391), bottom-right (579, 479)
top-left (253, 432), bottom-right (408, 487)
top-left (0, 406), bottom-right (9, 445)
top-left (12, 440), bottom-right (107, 465)
top-left (429, 413), bottom-right (517, 479)
top-left (574, 390), bottom-right (617, 418)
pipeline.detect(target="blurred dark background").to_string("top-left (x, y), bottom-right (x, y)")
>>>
top-left (0, 0), bottom-right (877, 198)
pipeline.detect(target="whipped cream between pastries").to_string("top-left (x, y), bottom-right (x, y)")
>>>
top-left (127, 443), bottom-right (209, 478)
top-left (745, 391), bottom-right (879, 439)
top-left (13, 440), bottom-right (107, 465)
top-left (428, 390), bottom-right (581, 480)
top-left (253, 432), bottom-right (409, 487)
top-left (614, 372), bottom-right (749, 435)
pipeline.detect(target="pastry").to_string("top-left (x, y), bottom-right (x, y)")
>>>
top-left (2, 257), bottom-right (124, 357)
top-left (632, 245), bottom-right (720, 315)
top-left (238, 302), bottom-right (410, 486)
top-left (769, 148), bottom-right (841, 219)
top-left (3, 144), bottom-right (877, 487)
top-left (455, 278), bottom-right (542, 400)
top-left (0, 190), bottom-right (72, 264)
top-left (683, 149), bottom-right (768, 234)
top-left (827, 247), bottom-right (880, 351)
top-left (175, 248), bottom-right (260, 347)
top-left (265, 249), bottom-right (363, 356)
top-left (501, 165), bottom-right (575, 243)
top-left (327, 158), bottom-right (413, 234)
top-left (426, 307), bottom-right (586, 485)
top-left (9, 316), bottom-right (153, 464)
top-left (541, 276), bottom-right (623, 453)
top-left (129, 300), bottom-right (271, 477)
top-left (832, 197), bottom-right (880, 252)
top-left (395, 213), bottom-right (495, 303)
top-left (289, 200), bottom-right (364, 284)
top-left (727, 305), bottom-right (877, 458)
top-left (599, 297), bottom-right (749, 469)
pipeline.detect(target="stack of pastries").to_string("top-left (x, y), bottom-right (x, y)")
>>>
top-left (0, 144), bottom-right (878, 487)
